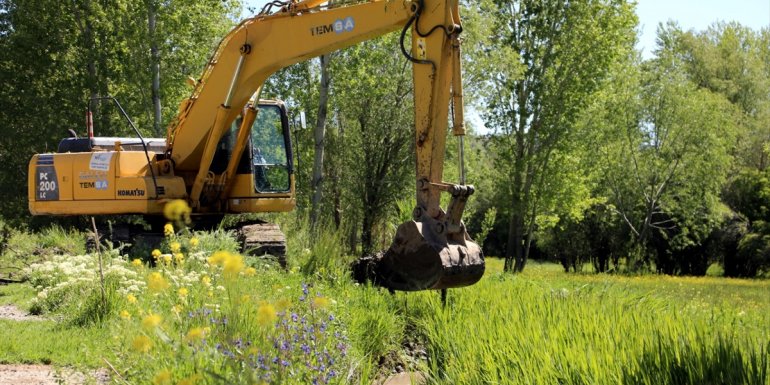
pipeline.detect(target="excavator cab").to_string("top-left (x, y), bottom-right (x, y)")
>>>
top-left (249, 103), bottom-right (292, 194)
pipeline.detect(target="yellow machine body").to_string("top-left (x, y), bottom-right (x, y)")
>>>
top-left (29, 150), bottom-right (295, 216)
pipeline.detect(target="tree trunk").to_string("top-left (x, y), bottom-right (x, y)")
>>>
top-left (148, 0), bottom-right (162, 135)
top-left (310, 54), bottom-right (331, 227)
top-left (361, 207), bottom-right (374, 256)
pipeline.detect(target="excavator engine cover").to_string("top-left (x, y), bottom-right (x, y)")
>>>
top-left (357, 216), bottom-right (484, 291)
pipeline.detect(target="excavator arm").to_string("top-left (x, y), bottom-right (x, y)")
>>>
top-left (167, 0), bottom-right (484, 290)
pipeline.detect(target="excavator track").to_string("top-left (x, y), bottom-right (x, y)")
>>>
top-left (88, 219), bottom-right (287, 267)
top-left (227, 220), bottom-right (287, 267)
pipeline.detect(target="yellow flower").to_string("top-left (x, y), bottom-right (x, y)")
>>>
top-left (131, 335), bottom-right (153, 353)
top-left (244, 267), bottom-right (257, 276)
top-left (152, 369), bottom-right (172, 385)
top-left (147, 272), bottom-right (170, 292)
top-left (120, 310), bottom-right (131, 319)
top-left (184, 327), bottom-right (205, 343)
top-left (174, 253), bottom-right (185, 264)
top-left (207, 289), bottom-right (214, 298)
top-left (131, 259), bottom-right (143, 267)
top-left (312, 296), bottom-right (331, 309)
top-left (172, 304), bottom-right (183, 315)
top-left (127, 294), bottom-right (138, 304)
top-left (163, 199), bottom-right (191, 222)
top-left (162, 254), bottom-right (172, 265)
top-left (152, 249), bottom-right (162, 258)
top-left (142, 313), bottom-right (162, 330)
top-left (256, 302), bottom-right (277, 326)
top-left (223, 254), bottom-right (245, 277)
top-left (201, 275), bottom-right (211, 287)
top-left (207, 251), bottom-right (231, 266)
top-left (170, 241), bottom-right (181, 253)
top-left (164, 223), bottom-right (175, 237)
top-left (177, 287), bottom-right (189, 297)
top-left (189, 237), bottom-right (200, 248)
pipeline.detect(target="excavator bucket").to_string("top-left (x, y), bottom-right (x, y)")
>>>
top-left (355, 217), bottom-right (485, 291)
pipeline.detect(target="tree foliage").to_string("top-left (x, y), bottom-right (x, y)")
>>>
top-left (467, 0), bottom-right (637, 272)
top-left (0, 0), bottom-right (239, 223)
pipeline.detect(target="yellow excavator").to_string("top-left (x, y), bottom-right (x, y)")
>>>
top-left (27, 0), bottom-right (484, 291)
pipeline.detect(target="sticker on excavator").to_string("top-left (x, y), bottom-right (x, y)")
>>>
top-left (89, 152), bottom-right (113, 171)
top-left (35, 155), bottom-right (59, 201)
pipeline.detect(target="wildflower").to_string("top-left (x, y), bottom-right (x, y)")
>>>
top-left (142, 313), bottom-right (163, 329)
top-left (223, 254), bottom-right (245, 277)
top-left (207, 251), bottom-right (231, 266)
top-left (162, 254), bottom-right (172, 265)
top-left (131, 335), bottom-right (153, 353)
top-left (170, 241), bottom-right (181, 253)
top-left (120, 310), bottom-right (131, 319)
top-left (152, 368), bottom-right (172, 385)
top-left (201, 275), bottom-right (211, 287)
top-left (257, 302), bottom-right (277, 326)
top-left (131, 259), bottom-right (143, 267)
top-left (172, 304), bottom-right (183, 315)
top-left (127, 294), bottom-right (138, 304)
top-left (163, 223), bottom-right (175, 237)
top-left (163, 199), bottom-right (191, 222)
top-left (174, 253), bottom-right (185, 264)
top-left (244, 267), bottom-right (257, 276)
top-left (178, 287), bottom-right (189, 297)
top-left (152, 249), bottom-right (162, 259)
top-left (184, 327), bottom-right (205, 343)
top-left (189, 237), bottom-right (200, 248)
top-left (312, 296), bottom-right (331, 309)
top-left (147, 272), bottom-right (170, 292)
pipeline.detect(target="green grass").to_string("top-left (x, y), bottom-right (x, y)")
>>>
top-left (0, 281), bottom-right (36, 307)
top-left (0, 319), bottom-right (113, 367)
top-left (0, 283), bottom-right (114, 367)
top-left (2, 227), bottom-right (768, 384)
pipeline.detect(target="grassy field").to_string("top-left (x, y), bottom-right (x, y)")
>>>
top-left (0, 225), bottom-right (768, 385)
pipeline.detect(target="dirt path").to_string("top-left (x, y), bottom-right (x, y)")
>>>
top-left (0, 305), bottom-right (44, 321)
top-left (0, 365), bottom-right (109, 385)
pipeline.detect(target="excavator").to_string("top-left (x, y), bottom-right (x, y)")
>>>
top-left (27, 0), bottom-right (484, 291)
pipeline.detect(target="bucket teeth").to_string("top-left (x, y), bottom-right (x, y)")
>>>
top-left (353, 219), bottom-right (484, 291)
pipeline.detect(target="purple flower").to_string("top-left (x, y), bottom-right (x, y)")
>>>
top-left (291, 313), bottom-right (299, 322)
top-left (302, 283), bottom-right (309, 296)
top-left (301, 343), bottom-right (310, 354)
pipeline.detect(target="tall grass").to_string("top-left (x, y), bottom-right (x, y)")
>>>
top-left (405, 261), bottom-right (770, 385)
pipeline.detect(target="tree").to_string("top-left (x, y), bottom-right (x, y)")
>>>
top-left (0, 0), bottom-right (240, 222)
top-left (471, 0), bottom-right (637, 272)
top-left (658, 22), bottom-right (770, 172)
top-left (329, 35), bottom-right (415, 255)
top-left (583, 46), bottom-right (738, 271)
